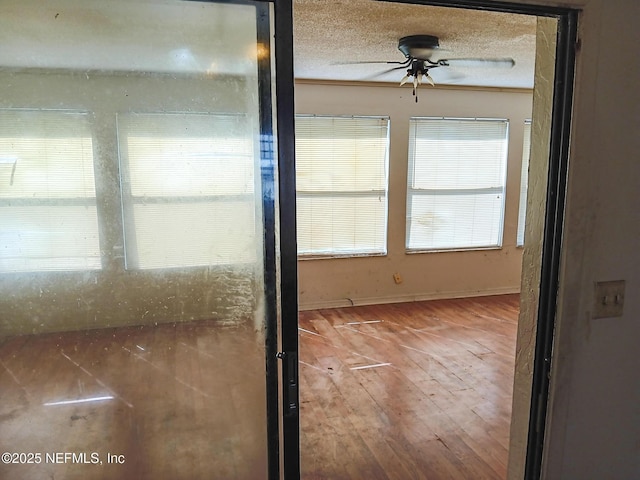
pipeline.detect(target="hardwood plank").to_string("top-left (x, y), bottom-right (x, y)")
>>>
top-left (300, 294), bottom-right (519, 480)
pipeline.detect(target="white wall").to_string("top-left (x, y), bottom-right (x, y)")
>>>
top-left (295, 82), bottom-right (532, 310)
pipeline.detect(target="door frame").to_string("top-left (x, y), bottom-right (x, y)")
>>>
top-left (272, 0), bottom-right (300, 478)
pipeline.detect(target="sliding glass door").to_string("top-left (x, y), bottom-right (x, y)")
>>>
top-left (0, 0), bottom-right (297, 478)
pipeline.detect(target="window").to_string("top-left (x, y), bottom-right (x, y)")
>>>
top-left (517, 120), bottom-right (532, 246)
top-left (406, 117), bottom-right (509, 251)
top-left (295, 115), bottom-right (389, 256)
top-left (0, 109), bottom-right (100, 273)
top-left (117, 113), bottom-right (257, 270)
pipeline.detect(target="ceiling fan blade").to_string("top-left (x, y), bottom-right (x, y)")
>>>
top-left (438, 58), bottom-right (515, 69)
top-left (332, 58), bottom-right (411, 66)
top-left (430, 68), bottom-right (467, 84)
top-left (361, 64), bottom-right (410, 81)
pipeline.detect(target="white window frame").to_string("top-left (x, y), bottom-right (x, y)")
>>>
top-left (406, 116), bottom-right (509, 253)
top-left (296, 114), bottom-right (390, 260)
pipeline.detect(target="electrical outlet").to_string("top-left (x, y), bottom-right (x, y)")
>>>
top-left (593, 280), bottom-right (625, 319)
top-left (393, 273), bottom-right (403, 285)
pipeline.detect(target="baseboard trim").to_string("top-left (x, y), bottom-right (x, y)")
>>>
top-left (298, 287), bottom-right (521, 311)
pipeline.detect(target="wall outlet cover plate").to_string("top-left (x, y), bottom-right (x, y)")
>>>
top-left (593, 280), bottom-right (625, 319)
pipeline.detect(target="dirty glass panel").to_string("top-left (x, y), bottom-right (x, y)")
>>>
top-left (0, 1), bottom-right (273, 479)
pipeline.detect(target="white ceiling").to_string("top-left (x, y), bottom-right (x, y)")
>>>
top-left (293, 0), bottom-right (538, 89)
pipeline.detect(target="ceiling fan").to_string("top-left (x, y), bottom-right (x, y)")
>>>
top-left (353, 35), bottom-right (515, 102)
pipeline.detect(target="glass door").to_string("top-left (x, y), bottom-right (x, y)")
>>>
top-left (0, 0), bottom-right (297, 478)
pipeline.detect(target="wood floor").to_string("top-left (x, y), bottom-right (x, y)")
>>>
top-left (299, 294), bottom-right (520, 480)
top-left (0, 294), bottom-right (519, 479)
top-left (0, 321), bottom-right (268, 480)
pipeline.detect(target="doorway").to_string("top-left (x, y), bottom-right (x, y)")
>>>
top-left (292, 1), bottom-right (577, 478)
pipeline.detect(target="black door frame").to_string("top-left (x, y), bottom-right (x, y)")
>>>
top-left (254, 2), bottom-right (283, 479)
top-left (252, 0), bottom-right (299, 478)
top-left (272, 0), bottom-right (300, 479)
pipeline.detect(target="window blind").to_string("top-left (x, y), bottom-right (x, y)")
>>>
top-left (406, 117), bottom-right (508, 251)
top-left (117, 112), bottom-right (258, 270)
top-left (517, 121), bottom-right (532, 246)
top-left (295, 115), bottom-right (389, 256)
top-left (0, 109), bottom-right (100, 273)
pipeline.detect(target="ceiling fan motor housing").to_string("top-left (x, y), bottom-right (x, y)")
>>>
top-left (398, 35), bottom-right (440, 60)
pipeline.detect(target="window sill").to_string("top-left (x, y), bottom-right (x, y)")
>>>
top-left (405, 246), bottom-right (503, 255)
top-left (298, 252), bottom-right (387, 261)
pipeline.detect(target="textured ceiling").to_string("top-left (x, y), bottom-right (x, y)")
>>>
top-left (293, 0), bottom-right (538, 88)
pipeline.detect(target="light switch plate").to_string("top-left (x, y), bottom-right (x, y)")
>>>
top-left (593, 280), bottom-right (625, 319)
